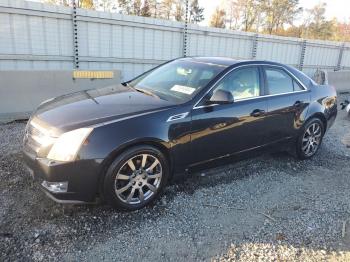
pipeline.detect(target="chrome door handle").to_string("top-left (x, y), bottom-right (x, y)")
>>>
top-left (294, 101), bottom-right (303, 107)
top-left (250, 109), bottom-right (265, 117)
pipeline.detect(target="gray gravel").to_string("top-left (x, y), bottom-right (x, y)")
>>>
top-left (1, 97), bottom-right (350, 262)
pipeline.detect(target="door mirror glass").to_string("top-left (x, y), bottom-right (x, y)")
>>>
top-left (206, 89), bottom-right (234, 104)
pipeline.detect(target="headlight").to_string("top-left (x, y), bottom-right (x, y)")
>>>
top-left (47, 128), bottom-right (93, 162)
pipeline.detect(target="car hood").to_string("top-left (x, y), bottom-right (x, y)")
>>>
top-left (33, 84), bottom-right (175, 131)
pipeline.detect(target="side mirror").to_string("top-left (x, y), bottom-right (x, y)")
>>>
top-left (206, 89), bottom-right (234, 105)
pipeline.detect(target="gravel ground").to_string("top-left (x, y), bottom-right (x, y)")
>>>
top-left (1, 97), bottom-right (350, 262)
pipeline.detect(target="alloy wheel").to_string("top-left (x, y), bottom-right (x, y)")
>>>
top-left (114, 154), bottom-right (162, 205)
top-left (302, 123), bottom-right (322, 157)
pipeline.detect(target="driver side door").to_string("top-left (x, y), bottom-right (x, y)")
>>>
top-left (189, 66), bottom-right (269, 165)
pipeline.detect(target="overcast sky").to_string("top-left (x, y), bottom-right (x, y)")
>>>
top-left (200, 0), bottom-right (350, 25)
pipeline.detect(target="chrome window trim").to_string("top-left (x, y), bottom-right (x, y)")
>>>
top-left (192, 64), bottom-right (309, 110)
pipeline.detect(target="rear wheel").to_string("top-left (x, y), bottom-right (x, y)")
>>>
top-left (103, 145), bottom-right (169, 210)
top-left (296, 118), bottom-right (324, 159)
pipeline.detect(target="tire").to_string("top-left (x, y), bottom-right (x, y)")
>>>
top-left (296, 118), bottom-right (325, 160)
top-left (103, 145), bottom-right (169, 210)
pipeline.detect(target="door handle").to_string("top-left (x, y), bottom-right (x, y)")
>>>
top-left (293, 100), bottom-right (303, 107)
top-left (250, 109), bottom-right (265, 117)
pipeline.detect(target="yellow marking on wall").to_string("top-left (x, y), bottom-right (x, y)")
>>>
top-left (73, 71), bottom-right (114, 79)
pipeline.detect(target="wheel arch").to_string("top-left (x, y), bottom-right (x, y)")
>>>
top-left (305, 112), bottom-right (327, 132)
top-left (96, 139), bottom-right (172, 198)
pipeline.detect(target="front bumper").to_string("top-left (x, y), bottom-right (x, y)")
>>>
top-left (23, 150), bottom-right (104, 203)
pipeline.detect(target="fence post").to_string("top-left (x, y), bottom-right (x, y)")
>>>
top-left (72, 0), bottom-right (79, 69)
top-left (251, 33), bottom-right (258, 59)
top-left (335, 43), bottom-right (345, 71)
top-left (299, 40), bottom-right (307, 71)
top-left (182, 0), bottom-right (189, 57)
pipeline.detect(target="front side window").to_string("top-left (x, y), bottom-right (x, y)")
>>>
top-left (129, 59), bottom-right (226, 103)
top-left (211, 67), bottom-right (260, 100)
top-left (265, 68), bottom-right (302, 95)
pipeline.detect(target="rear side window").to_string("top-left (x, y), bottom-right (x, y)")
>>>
top-left (265, 68), bottom-right (302, 95)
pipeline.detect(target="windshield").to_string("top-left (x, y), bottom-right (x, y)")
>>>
top-left (128, 59), bottom-right (226, 103)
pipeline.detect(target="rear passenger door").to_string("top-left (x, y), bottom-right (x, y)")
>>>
top-left (262, 66), bottom-right (311, 144)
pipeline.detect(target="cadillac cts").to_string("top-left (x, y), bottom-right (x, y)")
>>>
top-left (23, 57), bottom-right (337, 210)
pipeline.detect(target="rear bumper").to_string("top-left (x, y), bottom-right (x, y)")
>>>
top-left (23, 150), bottom-right (103, 203)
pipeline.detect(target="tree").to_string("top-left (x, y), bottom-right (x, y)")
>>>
top-left (334, 20), bottom-right (350, 41)
top-left (148, 0), bottom-right (161, 18)
top-left (210, 7), bottom-right (226, 28)
top-left (45, 0), bottom-right (70, 6)
top-left (303, 3), bottom-right (335, 40)
top-left (174, 0), bottom-right (185, 21)
top-left (141, 0), bottom-right (152, 17)
top-left (224, 0), bottom-right (243, 30)
top-left (78, 0), bottom-right (94, 9)
top-left (241, 0), bottom-right (261, 31)
top-left (45, 0), bottom-right (95, 9)
top-left (189, 0), bottom-right (204, 24)
top-left (160, 0), bottom-right (174, 19)
top-left (260, 0), bottom-right (302, 34)
top-left (118, 0), bottom-right (133, 14)
top-left (132, 0), bottom-right (142, 15)
top-left (98, 0), bottom-right (118, 12)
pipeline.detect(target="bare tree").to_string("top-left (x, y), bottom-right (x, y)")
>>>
top-left (159, 0), bottom-right (174, 19)
top-left (189, 0), bottom-right (204, 24)
top-left (98, 0), bottom-right (118, 12)
top-left (302, 3), bottom-right (334, 40)
top-left (132, 0), bottom-right (142, 15)
top-left (45, 0), bottom-right (71, 6)
top-left (118, 0), bottom-right (133, 14)
top-left (173, 0), bottom-right (185, 21)
top-left (148, 0), bottom-right (161, 18)
top-left (141, 0), bottom-right (152, 17)
top-left (224, 0), bottom-right (244, 30)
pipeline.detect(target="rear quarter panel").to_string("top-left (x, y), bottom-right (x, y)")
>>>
top-left (306, 84), bottom-right (337, 131)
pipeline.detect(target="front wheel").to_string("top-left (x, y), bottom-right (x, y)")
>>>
top-left (296, 118), bottom-right (324, 159)
top-left (103, 145), bottom-right (169, 210)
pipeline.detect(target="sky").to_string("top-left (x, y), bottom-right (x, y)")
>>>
top-left (200, 0), bottom-right (350, 25)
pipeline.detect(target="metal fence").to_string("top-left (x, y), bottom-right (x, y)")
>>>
top-left (1, 0), bottom-right (350, 81)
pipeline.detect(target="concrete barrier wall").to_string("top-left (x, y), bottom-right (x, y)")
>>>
top-left (327, 71), bottom-right (350, 93)
top-left (0, 0), bottom-right (349, 81)
top-left (0, 70), bottom-right (121, 122)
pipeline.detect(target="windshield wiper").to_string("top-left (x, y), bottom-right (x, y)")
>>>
top-left (123, 82), bottom-right (160, 99)
top-left (134, 88), bottom-right (160, 99)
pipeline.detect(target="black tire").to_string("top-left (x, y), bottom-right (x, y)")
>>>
top-left (296, 118), bottom-right (325, 160)
top-left (103, 145), bottom-right (169, 210)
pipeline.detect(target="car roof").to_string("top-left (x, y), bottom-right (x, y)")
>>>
top-left (178, 57), bottom-right (314, 88)
top-left (179, 56), bottom-right (240, 66)
top-left (179, 56), bottom-right (287, 67)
